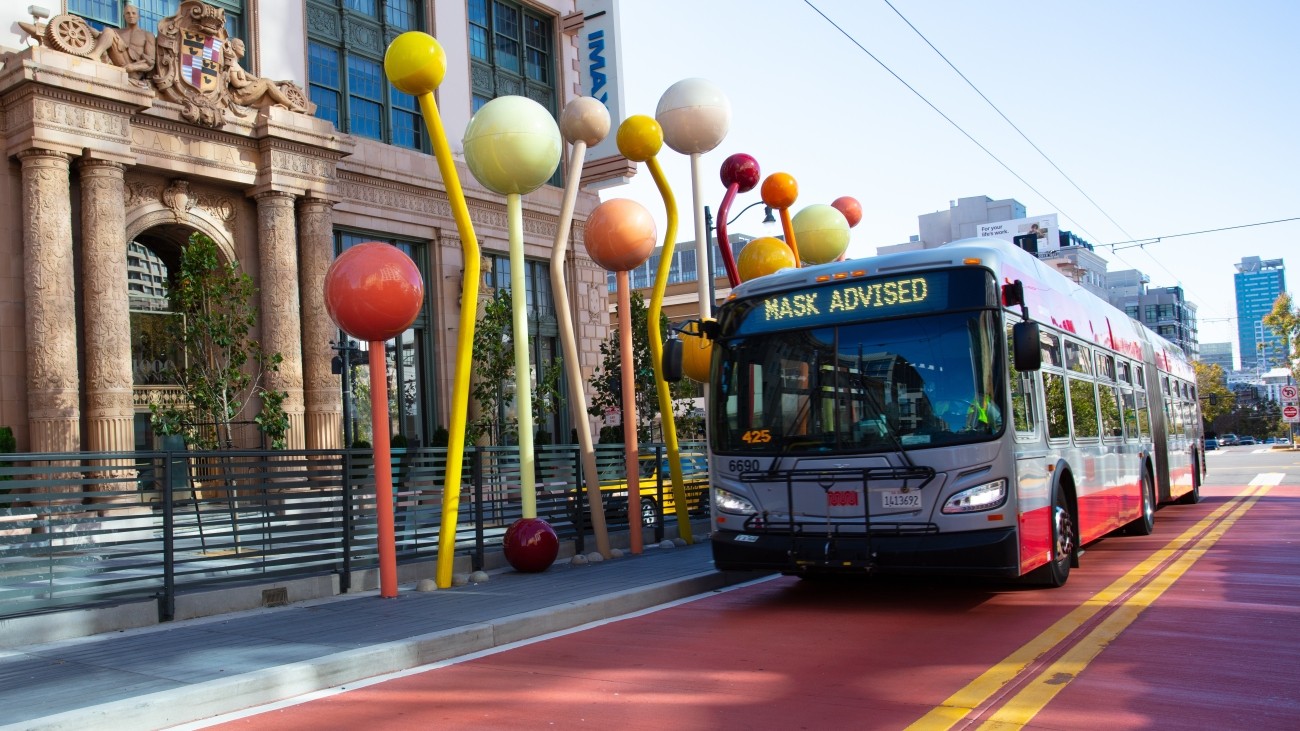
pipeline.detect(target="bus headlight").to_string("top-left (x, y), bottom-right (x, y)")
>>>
top-left (942, 479), bottom-right (1007, 514)
top-left (714, 487), bottom-right (757, 515)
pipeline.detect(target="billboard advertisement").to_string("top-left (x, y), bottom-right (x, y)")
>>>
top-left (977, 213), bottom-right (1059, 254)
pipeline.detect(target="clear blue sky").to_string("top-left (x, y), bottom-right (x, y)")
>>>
top-left (597, 0), bottom-right (1299, 362)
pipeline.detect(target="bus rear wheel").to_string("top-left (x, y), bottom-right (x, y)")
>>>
top-left (1031, 485), bottom-right (1075, 587)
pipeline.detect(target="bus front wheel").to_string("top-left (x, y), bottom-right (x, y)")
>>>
top-left (1031, 484), bottom-right (1075, 587)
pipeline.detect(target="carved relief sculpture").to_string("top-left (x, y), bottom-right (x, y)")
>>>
top-left (86, 3), bottom-right (156, 84)
top-left (33, 1), bottom-right (313, 129)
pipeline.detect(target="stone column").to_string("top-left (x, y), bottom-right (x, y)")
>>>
top-left (20, 149), bottom-right (80, 456)
top-left (297, 195), bottom-right (342, 450)
top-left (255, 191), bottom-right (306, 450)
top-left (79, 158), bottom-right (138, 505)
top-left (79, 159), bottom-right (135, 457)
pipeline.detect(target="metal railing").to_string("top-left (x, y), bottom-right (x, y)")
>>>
top-left (0, 442), bottom-right (709, 622)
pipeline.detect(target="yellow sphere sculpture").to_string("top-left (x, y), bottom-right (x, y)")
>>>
top-left (681, 329), bottom-right (713, 383)
top-left (384, 32), bottom-right (447, 95)
top-left (616, 114), bottom-right (664, 163)
top-left (737, 236), bottom-right (796, 282)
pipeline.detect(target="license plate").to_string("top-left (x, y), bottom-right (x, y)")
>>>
top-left (880, 489), bottom-right (922, 510)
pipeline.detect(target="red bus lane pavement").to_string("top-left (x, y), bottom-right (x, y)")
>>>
top-left (193, 478), bottom-right (1299, 731)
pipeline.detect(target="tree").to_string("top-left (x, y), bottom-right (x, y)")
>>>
top-left (467, 288), bottom-right (565, 446)
top-left (150, 233), bottom-right (288, 449)
top-left (1263, 292), bottom-right (1299, 382)
top-left (1194, 360), bottom-right (1234, 426)
top-left (588, 292), bottom-right (696, 442)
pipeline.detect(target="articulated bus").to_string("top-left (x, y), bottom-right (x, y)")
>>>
top-left (698, 237), bottom-right (1203, 586)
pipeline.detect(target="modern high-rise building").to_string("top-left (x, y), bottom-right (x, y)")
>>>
top-left (1199, 342), bottom-right (1234, 376)
top-left (1234, 256), bottom-right (1287, 373)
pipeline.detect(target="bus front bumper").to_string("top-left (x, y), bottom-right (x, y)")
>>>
top-left (711, 526), bottom-right (1020, 578)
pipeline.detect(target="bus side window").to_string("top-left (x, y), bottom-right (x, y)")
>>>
top-left (1121, 388), bottom-right (1140, 440)
top-left (1135, 389), bottom-right (1151, 437)
top-left (1099, 384), bottom-right (1123, 438)
top-left (1043, 371), bottom-right (1069, 440)
top-left (1065, 341), bottom-right (1099, 440)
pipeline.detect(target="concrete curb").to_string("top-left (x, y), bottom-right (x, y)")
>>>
top-left (7, 569), bottom-right (752, 731)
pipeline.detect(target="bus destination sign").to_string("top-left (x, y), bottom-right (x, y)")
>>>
top-left (732, 268), bottom-right (992, 336)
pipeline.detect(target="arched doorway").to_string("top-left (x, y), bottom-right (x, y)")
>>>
top-left (126, 224), bottom-right (191, 457)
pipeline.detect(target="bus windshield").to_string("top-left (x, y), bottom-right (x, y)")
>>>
top-left (713, 309), bottom-right (1005, 454)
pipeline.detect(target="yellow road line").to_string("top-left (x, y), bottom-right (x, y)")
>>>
top-left (906, 486), bottom-right (1263, 731)
top-left (976, 485), bottom-right (1270, 729)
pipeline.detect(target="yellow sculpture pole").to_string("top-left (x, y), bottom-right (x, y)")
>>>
top-left (616, 115), bottom-right (692, 544)
top-left (552, 98), bottom-right (612, 557)
top-left (384, 33), bottom-right (480, 588)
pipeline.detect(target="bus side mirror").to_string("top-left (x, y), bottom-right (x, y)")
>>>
top-left (1012, 321), bottom-right (1042, 371)
top-left (663, 337), bottom-right (684, 382)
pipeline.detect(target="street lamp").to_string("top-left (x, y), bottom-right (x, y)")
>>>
top-left (331, 338), bottom-right (363, 448)
top-left (702, 202), bottom-right (775, 316)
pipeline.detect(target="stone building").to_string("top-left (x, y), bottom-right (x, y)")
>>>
top-left (0, 1), bottom-right (617, 455)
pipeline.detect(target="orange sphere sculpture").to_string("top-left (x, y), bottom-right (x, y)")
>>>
top-left (737, 236), bottom-right (796, 282)
top-left (583, 199), bottom-right (657, 273)
top-left (761, 172), bottom-right (798, 209)
top-left (325, 242), bottom-right (425, 341)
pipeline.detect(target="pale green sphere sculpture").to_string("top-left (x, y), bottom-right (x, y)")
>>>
top-left (463, 96), bottom-right (563, 195)
top-left (793, 203), bottom-right (851, 265)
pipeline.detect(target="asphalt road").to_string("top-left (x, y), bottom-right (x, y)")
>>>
top-left (187, 447), bottom-right (1300, 731)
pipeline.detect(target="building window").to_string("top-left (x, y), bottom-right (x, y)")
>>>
top-left (72, 1), bottom-right (246, 48)
top-left (486, 253), bottom-right (564, 442)
top-left (468, 0), bottom-right (556, 115)
top-left (307, 0), bottom-right (425, 150)
top-left (335, 231), bottom-right (433, 447)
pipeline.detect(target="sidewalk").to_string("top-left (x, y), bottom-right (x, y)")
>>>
top-left (1, 538), bottom-right (759, 731)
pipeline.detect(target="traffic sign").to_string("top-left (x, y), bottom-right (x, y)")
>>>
top-left (1282, 384), bottom-right (1298, 401)
top-left (1285, 404), bottom-right (1300, 423)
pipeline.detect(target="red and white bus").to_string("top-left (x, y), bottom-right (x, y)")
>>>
top-left (699, 237), bottom-right (1203, 585)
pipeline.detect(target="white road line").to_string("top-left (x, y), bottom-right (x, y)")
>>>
top-left (1249, 473), bottom-right (1286, 486)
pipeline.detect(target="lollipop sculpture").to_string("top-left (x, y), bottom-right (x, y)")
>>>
top-left (324, 243), bottom-right (425, 598)
top-left (656, 78), bottom-right (730, 317)
top-left (463, 95), bottom-right (563, 573)
top-left (792, 204), bottom-right (851, 265)
top-left (616, 115), bottom-right (693, 544)
top-left (551, 97), bottom-right (613, 558)
top-left (584, 198), bottom-right (658, 555)
top-left (714, 153), bottom-right (762, 287)
top-left (384, 32), bottom-right (484, 588)
top-left (762, 172), bottom-right (802, 267)
top-left (831, 196), bottom-right (863, 262)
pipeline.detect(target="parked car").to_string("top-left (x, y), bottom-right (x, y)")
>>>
top-left (1204, 438), bottom-right (1219, 450)
top-left (1218, 434), bottom-right (1239, 446)
top-left (1238, 436), bottom-right (1257, 446)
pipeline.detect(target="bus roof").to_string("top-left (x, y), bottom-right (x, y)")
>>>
top-left (725, 237), bottom-right (1195, 381)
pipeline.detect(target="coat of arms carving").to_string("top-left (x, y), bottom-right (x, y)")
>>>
top-left (28, 1), bottom-right (312, 130)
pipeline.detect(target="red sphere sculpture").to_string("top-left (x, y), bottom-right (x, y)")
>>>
top-left (324, 242), bottom-right (425, 341)
top-left (831, 196), bottom-right (864, 228)
top-left (720, 153), bottom-right (761, 193)
top-left (503, 517), bottom-right (560, 573)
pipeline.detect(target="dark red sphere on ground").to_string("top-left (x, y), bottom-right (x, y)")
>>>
top-left (324, 242), bottom-right (425, 342)
top-left (503, 517), bottom-right (559, 573)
